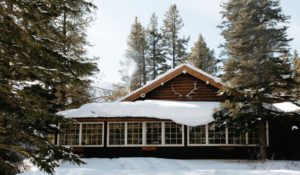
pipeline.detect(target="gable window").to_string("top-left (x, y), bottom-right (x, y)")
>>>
top-left (108, 123), bottom-right (125, 145)
top-left (127, 122), bottom-right (143, 145)
top-left (164, 122), bottom-right (183, 145)
top-left (81, 123), bottom-right (104, 146)
top-left (188, 125), bottom-right (206, 145)
top-left (208, 122), bottom-right (226, 144)
top-left (59, 123), bottom-right (80, 146)
top-left (146, 122), bottom-right (162, 145)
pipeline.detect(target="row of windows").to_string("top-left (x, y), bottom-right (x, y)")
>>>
top-left (107, 122), bottom-right (184, 146)
top-left (189, 123), bottom-right (259, 145)
top-left (58, 122), bottom-right (260, 147)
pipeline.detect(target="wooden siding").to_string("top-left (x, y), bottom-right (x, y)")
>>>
top-left (137, 73), bottom-right (222, 101)
top-left (121, 64), bottom-right (223, 101)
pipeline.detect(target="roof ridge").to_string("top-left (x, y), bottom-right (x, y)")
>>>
top-left (119, 63), bottom-right (222, 101)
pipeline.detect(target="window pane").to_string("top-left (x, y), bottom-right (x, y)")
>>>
top-left (127, 123), bottom-right (143, 145)
top-left (228, 123), bottom-right (246, 144)
top-left (248, 128), bottom-right (259, 144)
top-left (146, 122), bottom-right (162, 145)
top-left (82, 123), bottom-right (103, 145)
top-left (59, 124), bottom-right (80, 145)
top-left (189, 125), bottom-right (206, 144)
top-left (109, 123), bottom-right (125, 145)
top-left (208, 122), bottom-right (226, 144)
top-left (165, 122), bottom-right (183, 145)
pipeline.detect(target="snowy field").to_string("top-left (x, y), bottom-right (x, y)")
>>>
top-left (20, 158), bottom-right (300, 175)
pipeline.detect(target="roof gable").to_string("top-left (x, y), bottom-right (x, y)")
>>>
top-left (120, 64), bottom-right (223, 102)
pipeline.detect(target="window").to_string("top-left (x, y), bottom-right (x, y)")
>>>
top-left (81, 123), bottom-right (103, 146)
top-left (227, 123), bottom-right (246, 144)
top-left (248, 128), bottom-right (259, 144)
top-left (59, 124), bottom-right (80, 146)
top-left (208, 122), bottom-right (226, 144)
top-left (108, 123), bottom-right (125, 145)
top-left (127, 123), bottom-right (143, 145)
top-left (189, 125), bottom-right (206, 144)
top-left (146, 122), bottom-right (162, 145)
top-left (165, 122), bottom-right (183, 145)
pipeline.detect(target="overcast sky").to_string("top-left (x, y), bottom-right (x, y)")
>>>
top-left (87, 0), bottom-right (300, 87)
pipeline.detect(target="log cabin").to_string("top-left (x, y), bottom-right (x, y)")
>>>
top-left (56, 64), bottom-right (300, 159)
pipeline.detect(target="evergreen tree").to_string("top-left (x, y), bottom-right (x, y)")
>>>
top-left (126, 17), bottom-right (147, 90)
top-left (162, 4), bottom-right (189, 68)
top-left (0, 1), bottom-right (98, 174)
top-left (50, 0), bottom-right (97, 110)
top-left (146, 13), bottom-right (169, 80)
top-left (293, 50), bottom-right (300, 98)
top-left (216, 0), bottom-right (295, 160)
top-left (188, 34), bottom-right (219, 74)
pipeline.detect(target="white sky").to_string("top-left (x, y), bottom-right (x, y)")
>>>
top-left (87, 0), bottom-right (300, 87)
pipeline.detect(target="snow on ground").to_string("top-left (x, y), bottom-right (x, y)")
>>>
top-left (20, 158), bottom-right (300, 175)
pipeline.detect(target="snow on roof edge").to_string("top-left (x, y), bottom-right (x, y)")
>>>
top-left (118, 64), bottom-right (222, 101)
top-left (58, 100), bottom-right (219, 126)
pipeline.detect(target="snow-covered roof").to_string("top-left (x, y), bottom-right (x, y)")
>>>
top-left (272, 102), bottom-right (300, 113)
top-left (120, 64), bottom-right (222, 101)
top-left (57, 100), bottom-right (220, 126)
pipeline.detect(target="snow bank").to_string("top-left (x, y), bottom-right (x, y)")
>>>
top-left (20, 158), bottom-right (300, 175)
top-left (58, 100), bottom-right (219, 126)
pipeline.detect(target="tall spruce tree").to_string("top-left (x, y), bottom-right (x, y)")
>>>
top-left (162, 4), bottom-right (189, 68)
top-left (216, 0), bottom-right (295, 160)
top-left (293, 50), bottom-right (300, 98)
top-left (126, 17), bottom-right (147, 90)
top-left (146, 13), bottom-right (169, 80)
top-left (0, 1), bottom-right (98, 174)
top-left (188, 34), bottom-right (219, 74)
top-left (52, 0), bottom-right (97, 110)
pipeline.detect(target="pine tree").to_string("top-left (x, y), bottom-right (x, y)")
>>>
top-left (188, 34), bottom-right (219, 74)
top-left (126, 17), bottom-right (147, 90)
top-left (293, 50), bottom-right (300, 98)
top-left (50, 0), bottom-right (97, 110)
top-left (0, 1), bottom-right (98, 174)
top-left (162, 4), bottom-right (189, 68)
top-left (216, 0), bottom-right (295, 160)
top-left (146, 13), bottom-right (169, 80)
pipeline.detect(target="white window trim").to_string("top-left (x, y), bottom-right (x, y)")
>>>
top-left (107, 121), bottom-right (184, 147)
top-left (57, 123), bottom-right (81, 147)
top-left (187, 124), bottom-right (264, 147)
top-left (163, 122), bottom-right (185, 146)
top-left (80, 122), bottom-right (105, 147)
top-left (126, 122), bottom-right (144, 146)
top-left (57, 122), bottom-right (104, 147)
top-left (107, 122), bottom-right (127, 147)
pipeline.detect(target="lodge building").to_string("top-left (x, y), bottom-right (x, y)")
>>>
top-left (57, 64), bottom-right (300, 159)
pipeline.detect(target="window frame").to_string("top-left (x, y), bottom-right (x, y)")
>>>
top-left (187, 123), bottom-right (260, 147)
top-left (80, 122), bottom-right (105, 147)
top-left (57, 122), bottom-right (104, 147)
top-left (107, 121), bottom-right (184, 147)
top-left (107, 122), bottom-right (126, 147)
top-left (163, 121), bottom-right (184, 146)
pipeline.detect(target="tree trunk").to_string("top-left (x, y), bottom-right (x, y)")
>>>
top-left (257, 120), bottom-right (267, 160)
top-left (142, 50), bottom-right (146, 85)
